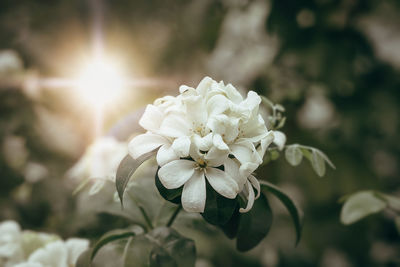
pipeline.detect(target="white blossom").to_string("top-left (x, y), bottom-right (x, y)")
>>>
top-left (0, 220), bottom-right (88, 267)
top-left (129, 77), bottom-right (276, 212)
top-left (67, 137), bottom-right (128, 195)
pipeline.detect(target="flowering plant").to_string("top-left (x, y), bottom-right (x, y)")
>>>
top-left (76, 77), bottom-right (334, 266)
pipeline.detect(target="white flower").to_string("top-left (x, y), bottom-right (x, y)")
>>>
top-left (17, 238), bottom-right (88, 267)
top-left (0, 221), bottom-right (24, 265)
top-left (0, 220), bottom-right (88, 267)
top-left (128, 77), bottom-right (276, 212)
top-left (159, 143), bottom-right (239, 212)
top-left (67, 137), bottom-right (128, 195)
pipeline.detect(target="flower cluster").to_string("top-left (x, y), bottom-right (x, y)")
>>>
top-left (129, 77), bottom-right (284, 213)
top-left (0, 220), bottom-right (88, 267)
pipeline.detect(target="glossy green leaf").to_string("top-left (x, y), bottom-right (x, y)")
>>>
top-left (91, 229), bottom-right (136, 261)
top-left (148, 227), bottom-right (196, 267)
top-left (201, 181), bottom-right (238, 225)
top-left (236, 193), bottom-right (273, 251)
top-left (311, 149), bottom-right (326, 177)
top-left (285, 145), bottom-right (303, 166)
top-left (340, 191), bottom-right (387, 225)
top-left (116, 153), bottom-right (154, 207)
top-left (260, 181), bottom-right (303, 245)
top-left (219, 207), bottom-right (240, 239)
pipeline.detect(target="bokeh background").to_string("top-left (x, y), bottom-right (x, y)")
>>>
top-left (0, 0), bottom-right (399, 266)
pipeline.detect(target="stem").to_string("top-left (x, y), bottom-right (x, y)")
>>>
top-left (166, 205), bottom-right (182, 227)
top-left (126, 191), bottom-right (154, 230)
top-left (139, 206), bottom-right (154, 230)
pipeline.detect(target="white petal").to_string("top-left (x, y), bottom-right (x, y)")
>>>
top-left (205, 168), bottom-right (238, 199)
top-left (224, 158), bottom-right (247, 191)
top-left (240, 115), bottom-right (269, 142)
top-left (205, 146), bottom-right (229, 167)
top-left (192, 133), bottom-right (213, 151)
top-left (224, 84), bottom-right (243, 103)
top-left (28, 241), bottom-right (67, 267)
top-left (181, 170), bottom-right (206, 212)
top-left (158, 160), bottom-right (195, 189)
top-left (156, 144), bottom-right (179, 166)
top-left (230, 141), bottom-right (262, 165)
top-left (196, 76), bottom-right (213, 96)
top-left (128, 133), bottom-right (168, 159)
top-left (240, 91), bottom-right (261, 112)
top-left (172, 136), bottom-right (191, 157)
top-left (212, 134), bottom-right (229, 151)
top-left (239, 162), bottom-right (258, 178)
top-left (239, 180), bottom-right (255, 213)
top-left (207, 95), bottom-right (230, 117)
top-left (248, 175), bottom-right (260, 199)
top-left (184, 95), bottom-right (208, 126)
top-left (65, 238), bottom-right (89, 266)
top-left (159, 114), bottom-right (191, 138)
top-left (179, 85), bottom-right (195, 94)
top-left (257, 131), bottom-right (275, 159)
top-left (139, 104), bottom-right (164, 132)
top-left (207, 114), bottom-right (239, 143)
top-left (273, 131), bottom-right (287, 150)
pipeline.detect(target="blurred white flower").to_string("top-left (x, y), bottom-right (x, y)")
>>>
top-left (0, 220), bottom-right (88, 267)
top-left (0, 221), bottom-right (24, 266)
top-left (68, 137), bottom-right (128, 195)
top-left (20, 239), bottom-right (88, 267)
top-left (129, 77), bottom-right (275, 212)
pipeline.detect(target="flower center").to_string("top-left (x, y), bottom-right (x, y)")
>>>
top-left (190, 122), bottom-right (207, 136)
top-left (196, 158), bottom-right (207, 169)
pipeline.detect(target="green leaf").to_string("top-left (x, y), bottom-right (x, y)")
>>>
top-left (274, 103), bottom-right (285, 112)
top-left (116, 153), bottom-right (154, 206)
top-left (340, 191), bottom-right (387, 225)
top-left (123, 234), bottom-right (155, 267)
top-left (91, 229), bottom-right (136, 261)
top-left (148, 227), bottom-right (196, 267)
top-left (297, 145), bottom-right (335, 176)
top-left (285, 145), bottom-right (303, 166)
top-left (380, 193), bottom-right (400, 211)
top-left (236, 193), bottom-right (273, 251)
top-left (276, 116), bottom-right (286, 129)
top-left (155, 169), bottom-right (182, 204)
top-left (311, 149), bottom-right (326, 177)
top-left (75, 248), bottom-right (92, 267)
top-left (219, 207), bottom-right (240, 239)
top-left (269, 149), bottom-right (280, 160)
top-left (201, 180), bottom-right (238, 225)
top-left (314, 148), bottom-right (336, 169)
top-left (260, 96), bottom-right (274, 109)
top-left (260, 181), bottom-right (303, 245)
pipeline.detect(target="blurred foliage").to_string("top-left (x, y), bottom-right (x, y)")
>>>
top-left (1, 0), bottom-right (400, 266)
